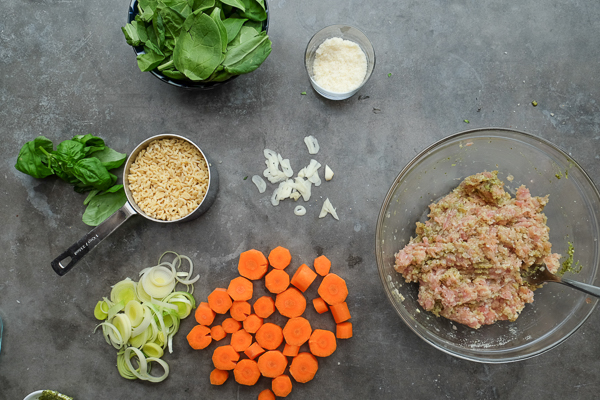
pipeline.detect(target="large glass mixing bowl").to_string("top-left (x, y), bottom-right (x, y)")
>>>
top-left (376, 128), bottom-right (600, 363)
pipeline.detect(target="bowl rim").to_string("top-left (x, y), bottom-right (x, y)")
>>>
top-left (375, 127), bottom-right (600, 363)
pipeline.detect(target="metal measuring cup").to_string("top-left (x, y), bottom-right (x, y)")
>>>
top-left (51, 134), bottom-right (219, 276)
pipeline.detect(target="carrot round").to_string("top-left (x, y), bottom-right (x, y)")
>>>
top-left (210, 325), bottom-right (226, 341)
top-left (195, 302), bottom-right (216, 326)
top-left (329, 302), bottom-right (351, 323)
top-left (272, 374), bottom-right (293, 397)
top-left (313, 255), bottom-right (331, 276)
top-left (268, 246), bottom-right (292, 270)
top-left (212, 345), bottom-right (240, 370)
top-left (187, 325), bottom-right (212, 350)
top-left (231, 329), bottom-right (253, 352)
top-left (210, 368), bottom-right (229, 385)
top-left (265, 269), bottom-right (290, 294)
top-left (257, 350), bottom-right (288, 378)
top-left (243, 314), bottom-right (264, 334)
top-left (208, 288), bottom-right (233, 314)
top-left (312, 297), bottom-right (329, 314)
top-left (290, 264), bottom-right (317, 292)
top-left (283, 343), bottom-right (299, 357)
top-left (233, 359), bottom-right (261, 386)
top-left (275, 288), bottom-right (306, 318)
top-left (258, 389), bottom-right (276, 400)
top-left (244, 342), bottom-right (266, 360)
top-left (283, 317), bottom-right (312, 346)
top-left (336, 322), bottom-right (353, 339)
top-left (317, 273), bottom-right (348, 305)
top-left (230, 300), bottom-right (251, 321)
top-left (238, 249), bottom-right (268, 280)
top-left (289, 352), bottom-right (319, 383)
top-left (222, 317), bottom-right (242, 333)
top-left (308, 329), bottom-right (337, 357)
top-left (227, 276), bottom-right (254, 301)
top-left (254, 296), bottom-right (276, 318)
top-left (255, 322), bottom-right (284, 350)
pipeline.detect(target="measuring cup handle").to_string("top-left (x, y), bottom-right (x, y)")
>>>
top-left (51, 202), bottom-right (138, 276)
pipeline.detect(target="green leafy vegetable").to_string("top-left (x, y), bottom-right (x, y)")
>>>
top-left (14, 136), bottom-right (55, 179)
top-left (83, 185), bottom-right (128, 226)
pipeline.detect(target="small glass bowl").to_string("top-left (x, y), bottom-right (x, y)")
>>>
top-left (305, 25), bottom-right (375, 100)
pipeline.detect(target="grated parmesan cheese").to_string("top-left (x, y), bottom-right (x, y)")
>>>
top-left (312, 37), bottom-right (367, 93)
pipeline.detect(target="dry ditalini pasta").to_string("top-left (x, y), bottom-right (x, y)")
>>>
top-left (127, 138), bottom-right (209, 221)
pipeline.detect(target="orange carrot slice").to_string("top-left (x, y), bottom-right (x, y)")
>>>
top-left (187, 325), bottom-right (212, 350)
top-left (210, 368), bottom-right (229, 385)
top-left (238, 249), bottom-right (268, 280)
top-left (230, 300), bottom-right (251, 321)
top-left (233, 359), bottom-right (261, 386)
top-left (257, 350), bottom-right (288, 378)
top-left (253, 296), bottom-right (275, 318)
top-left (207, 288), bottom-right (233, 314)
top-left (282, 343), bottom-right (299, 357)
top-left (289, 352), bottom-right (318, 383)
top-left (227, 276), bottom-right (253, 301)
top-left (308, 329), bottom-right (337, 357)
top-left (222, 317), bottom-right (242, 333)
top-left (195, 301), bottom-right (216, 326)
top-left (231, 329), bottom-right (253, 352)
top-left (317, 273), bottom-right (348, 305)
top-left (283, 317), bottom-right (312, 346)
top-left (290, 264), bottom-right (317, 292)
top-left (255, 322), bottom-right (284, 350)
top-left (212, 345), bottom-right (240, 370)
top-left (272, 374), bottom-right (293, 397)
top-left (258, 389), bottom-right (276, 400)
top-left (244, 342), bottom-right (266, 360)
top-left (268, 246), bottom-right (292, 270)
top-left (336, 322), bottom-right (353, 339)
top-left (312, 297), bottom-right (329, 314)
top-left (210, 325), bottom-right (226, 341)
top-left (329, 302), bottom-right (351, 323)
top-left (243, 314), bottom-right (264, 334)
top-left (313, 255), bottom-right (331, 276)
top-left (275, 288), bottom-right (306, 318)
top-left (265, 269), bottom-right (290, 294)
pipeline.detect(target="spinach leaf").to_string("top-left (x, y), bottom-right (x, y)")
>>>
top-left (152, 12), bottom-right (167, 50)
top-left (223, 30), bottom-right (270, 73)
top-left (244, 19), bottom-right (262, 33)
top-left (137, 49), bottom-right (166, 71)
top-left (122, 20), bottom-right (149, 46)
top-left (210, 8), bottom-right (228, 53)
top-left (82, 185), bottom-right (128, 226)
top-left (220, 0), bottom-right (245, 11)
top-left (174, 12), bottom-right (224, 80)
top-left (162, 69), bottom-right (187, 79)
top-left (222, 17), bottom-right (247, 44)
top-left (191, 0), bottom-right (215, 12)
top-left (229, 25), bottom-right (258, 46)
top-left (255, 0), bottom-right (265, 10)
top-left (238, 0), bottom-right (266, 22)
top-left (72, 157), bottom-right (114, 192)
top-left (91, 147), bottom-right (127, 170)
top-left (14, 136), bottom-right (54, 179)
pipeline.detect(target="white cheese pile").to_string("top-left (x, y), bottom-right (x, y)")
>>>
top-left (312, 37), bottom-right (367, 93)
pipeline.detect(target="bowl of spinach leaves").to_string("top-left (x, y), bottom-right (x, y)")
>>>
top-left (123, 0), bottom-right (271, 89)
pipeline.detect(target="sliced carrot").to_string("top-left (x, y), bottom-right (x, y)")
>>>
top-left (290, 264), bottom-right (317, 292)
top-left (258, 389), bottom-right (276, 400)
top-left (209, 368), bottom-right (229, 385)
top-left (222, 317), bottom-right (242, 334)
top-left (244, 342), bottom-right (266, 360)
top-left (230, 300), bottom-right (251, 321)
top-left (336, 322), bottom-right (353, 339)
top-left (233, 359), bottom-right (261, 386)
top-left (243, 314), bottom-right (264, 334)
top-left (253, 296), bottom-right (275, 319)
top-left (255, 322), bottom-right (284, 350)
top-left (210, 325), bottom-right (226, 341)
top-left (227, 276), bottom-right (254, 301)
top-left (312, 297), bottom-right (329, 314)
top-left (317, 273), bottom-right (348, 305)
top-left (268, 246), bottom-right (292, 270)
top-left (187, 325), bottom-right (212, 350)
top-left (275, 287), bottom-right (306, 318)
top-left (283, 317), bottom-right (312, 346)
top-left (195, 302), bottom-right (216, 326)
top-left (283, 343), bottom-right (299, 357)
top-left (208, 288), bottom-right (233, 314)
top-left (265, 269), bottom-right (290, 294)
top-left (257, 350), bottom-right (288, 378)
top-left (308, 329), bottom-right (337, 357)
top-left (329, 302), bottom-right (351, 323)
top-left (231, 329), bottom-right (253, 352)
top-left (272, 374), bottom-right (293, 397)
top-left (238, 249), bottom-right (268, 280)
top-left (289, 352), bottom-right (319, 383)
top-left (313, 255), bottom-right (331, 276)
top-left (212, 345), bottom-right (240, 370)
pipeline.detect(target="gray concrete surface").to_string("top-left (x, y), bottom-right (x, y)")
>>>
top-left (2, 0), bottom-right (600, 399)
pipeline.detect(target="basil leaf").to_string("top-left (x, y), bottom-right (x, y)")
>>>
top-left (55, 140), bottom-right (86, 162)
top-left (210, 8), bottom-right (228, 53)
top-left (83, 189), bottom-right (100, 206)
top-left (174, 12), bottom-right (224, 81)
top-left (82, 185), bottom-right (127, 226)
top-left (222, 17), bottom-right (247, 44)
top-left (238, 0), bottom-right (266, 22)
top-left (72, 158), bottom-right (114, 192)
top-left (14, 136), bottom-right (54, 179)
top-left (220, 0), bottom-right (245, 11)
top-left (91, 147), bottom-right (127, 170)
top-left (223, 31), bottom-right (270, 73)
top-left (72, 134), bottom-right (106, 156)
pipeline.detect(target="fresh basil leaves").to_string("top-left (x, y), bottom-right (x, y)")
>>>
top-left (123, 0), bottom-right (272, 82)
top-left (15, 135), bottom-right (128, 226)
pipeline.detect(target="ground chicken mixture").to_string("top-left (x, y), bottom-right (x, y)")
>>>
top-left (394, 171), bottom-right (560, 329)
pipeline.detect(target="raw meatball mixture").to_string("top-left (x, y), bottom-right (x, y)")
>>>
top-left (394, 171), bottom-right (560, 329)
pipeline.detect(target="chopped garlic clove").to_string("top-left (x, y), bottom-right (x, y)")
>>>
top-left (252, 175), bottom-right (267, 193)
top-left (325, 165), bottom-right (334, 181)
top-left (304, 136), bottom-right (320, 154)
top-left (319, 198), bottom-right (339, 220)
top-left (294, 206), bottom-right (306, 216)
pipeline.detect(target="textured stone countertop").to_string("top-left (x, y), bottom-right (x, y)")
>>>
top-left (1, 1), bottom-right (600, 399)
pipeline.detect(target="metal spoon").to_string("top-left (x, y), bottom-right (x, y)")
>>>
top-left (523, 264), bottom-right (600, 298)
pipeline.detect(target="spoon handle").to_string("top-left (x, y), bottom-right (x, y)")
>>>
top-left (560, 277), bottom-right (600, 299)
